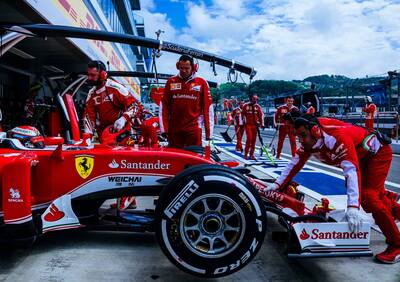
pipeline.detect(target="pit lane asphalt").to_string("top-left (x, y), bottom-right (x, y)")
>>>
top-left (0, 140), bottom-right (399, 281)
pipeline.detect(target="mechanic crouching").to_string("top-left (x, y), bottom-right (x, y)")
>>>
top-left (264, 114), bottom-right (400, 264)
top-left (83, 60), bottom-right (137, 142)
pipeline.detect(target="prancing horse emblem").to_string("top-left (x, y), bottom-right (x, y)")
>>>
top-left (75, 155), bottom-right (94, 179)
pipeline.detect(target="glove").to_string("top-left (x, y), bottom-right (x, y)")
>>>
top-left (346, 207), bottom-right (362, 233)
top-left (263, 182), bottom-right (280, 193)
top-left (113, 116), bottom-right (127, 131)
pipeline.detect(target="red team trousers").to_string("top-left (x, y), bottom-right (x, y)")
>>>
top-left (277, 125), bottom-right (297, 158)
top-left (235, 125), bottom-right (244, 151)
top-left (365, 119), bottom-right (374, 130)
top-left (168, 128), bottom-right (202, 149)
top-left (244, 125), bottom-right (257, 157)
top-left (360, 145), bottom-right (400, 246)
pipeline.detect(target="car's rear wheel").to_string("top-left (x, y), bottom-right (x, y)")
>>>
top-left (155, 164), bottom-right (266, 278)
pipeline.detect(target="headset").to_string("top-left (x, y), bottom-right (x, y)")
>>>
top-left (97, 60), bottom-right (107, 81)
top-left (176, 55), bottom-right (198, 73)
top-left (90, 60), bottom-right (107, 81)
top-left (295, 116), bottom-right (322, 139)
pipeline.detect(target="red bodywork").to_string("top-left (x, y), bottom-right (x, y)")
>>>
top-left (0, 143), bottom-right (213, 225)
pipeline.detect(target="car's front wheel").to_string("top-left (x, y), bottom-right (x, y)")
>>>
top-left (155, 164), bottom-right (266, 278)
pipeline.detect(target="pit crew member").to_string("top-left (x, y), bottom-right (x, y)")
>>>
top-left (232, 101), bottom-right (245, 152)
top-left (265, 115), bottom-right (400, 264)
top-left (159, 55), bottom-right (213, 148)
top-left (274, 96), bottom-right (299, 159)
top-left (242, 95), bottom-right (264, 160)
top-left (362, 96), bottom-right (377, 130)
top-left (83, 60), bottom-right (137, 141)
top-left (306, 102), bottom-right (316, 115)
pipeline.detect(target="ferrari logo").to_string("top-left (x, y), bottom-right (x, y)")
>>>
top-left (75, 155), bottom-right (94, 179)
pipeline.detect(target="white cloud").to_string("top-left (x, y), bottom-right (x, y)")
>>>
top-left (138, 0), bottom-right (400, 83)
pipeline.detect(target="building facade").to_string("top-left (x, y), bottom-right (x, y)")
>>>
top-left (0, 0), bottom-right (151, 101)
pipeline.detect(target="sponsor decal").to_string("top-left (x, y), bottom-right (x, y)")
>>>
top-left (12, 127), bottom-right (37, 136)
top-left (109, 159), bottom-right (119, 168)
top-left (239, 192), bottom-right (249, 204)
top-left (75, 155), bottom-right (94, 179)
top-left (172, 94), bottom-right (197, 100)
top-left (191, 85), bottom-right (201, 92)
top-left (104, 93), bottom-right (113, 102)
top-left (0, 153), bottom-right (21, 157)
top-left (308, 228), bottom-right (369, 240)
top-left (300, 228), bottom-right (310, 240)
top-left (44, 203), bottom-right (65, 222)
top-left (108, 159), bottom-right (171, 170)
top-left (165, 180), bottom-right (199, 218)
top-left (108, 176), bottom-right (142, 187)
top-left (170, 83), bottom-right (181, 90)
top-left (213, 238), bottom-right (259, 274)
top-left (265, 190), bottom-right (284, 202)
top-left (8, 188), bottom-right (23, 203)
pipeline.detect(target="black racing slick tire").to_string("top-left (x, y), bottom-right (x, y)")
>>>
top-left (155, 164), bottom-right (266, 278)
top-left (183, 145), bottom-right (221, 162)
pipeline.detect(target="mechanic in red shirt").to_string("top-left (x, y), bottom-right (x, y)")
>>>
top-left (226, 112), bottom-right (233, 126)
top-left (305, 102), bottom-right (315, 115)
top-left (242, 95), bottom-right (264, 160)
top-left (274, 96), bottom-right (299, 158)
top-left (140, 109), bottom-right (160, 148)
top-left (232, 101), bottom-right (244, 152)
top-left (228, 99), bottom-right (233, 111)
top-left (223, 98), bottom-right (228, 111)
top-left (83, 61), bottom-right (138, 140)
top-left (159, 55), bottom-right (213, 148)
top-left (265, 115), bottom-right (400, 264)
top-left (362, 96), bottom-right (377, 130)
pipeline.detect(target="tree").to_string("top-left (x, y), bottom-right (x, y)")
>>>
top-left (249, 80), bottom-right (304, 98)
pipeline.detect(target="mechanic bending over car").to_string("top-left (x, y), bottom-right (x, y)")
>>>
top-left (264, 114), bottom-right (400, 264)
top-left (83, 60), bottom-right (138, 141)
top-left (159, 55), bottom-right (214, 149)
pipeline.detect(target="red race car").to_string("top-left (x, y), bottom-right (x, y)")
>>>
top-left (0, 130), bottom-right (266, 277)
top-left (0, 24), bottom-right (373, 278)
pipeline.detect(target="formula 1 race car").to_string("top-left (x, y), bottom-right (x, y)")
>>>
top-left (0, 134), bottom-right (266, 277)
top-left (0, 24), bottom-right (373, 278)
top-left (0, 134), bottom-right (373, 278)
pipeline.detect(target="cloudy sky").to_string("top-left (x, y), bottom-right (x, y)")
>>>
top-left (138, 0), bottom-right (400, 83)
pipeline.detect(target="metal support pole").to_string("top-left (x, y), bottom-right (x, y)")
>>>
top-left (397, 74), bottom-right (400, 113)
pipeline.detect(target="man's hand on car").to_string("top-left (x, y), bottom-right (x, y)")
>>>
top-left (263, 182), bottom-right (280, 193)
top-left (113, 116), bottom-right (127, 131)
top-left (346, 207), bottom-right (362, 233)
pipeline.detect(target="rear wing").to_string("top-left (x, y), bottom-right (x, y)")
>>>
top-left (1, 24), bottom-right (256, 79)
